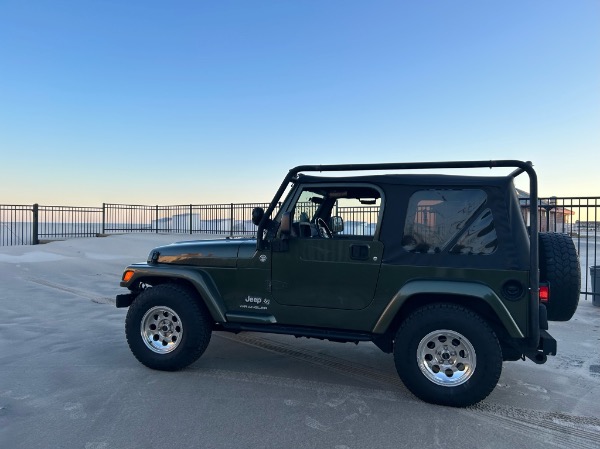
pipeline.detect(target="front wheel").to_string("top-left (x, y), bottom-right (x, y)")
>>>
top-left (125, 284), bottom-right (212, 371)
top-left (394, 304), bottom-right (502, 407)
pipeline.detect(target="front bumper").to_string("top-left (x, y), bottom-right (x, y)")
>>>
top-left (116, 292), bottom-right (137, 308)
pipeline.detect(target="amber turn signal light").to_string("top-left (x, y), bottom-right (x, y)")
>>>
top-left (122, 270), bottom-right (135, 282)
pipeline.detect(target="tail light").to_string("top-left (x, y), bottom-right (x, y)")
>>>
top-left (539, 283), bottom-right (549, 303)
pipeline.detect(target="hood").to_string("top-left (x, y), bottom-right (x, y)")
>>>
top-left (151, 238), bottom-right (256, 268)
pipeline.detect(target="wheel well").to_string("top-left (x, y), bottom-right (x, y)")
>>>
top-left (386, 293), bottom-right (516, 358)
top-left (131, 277), bottom-right (201, 299)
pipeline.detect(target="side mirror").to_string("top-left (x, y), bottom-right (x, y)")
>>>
top-left (252, 207), bottom-right (264, 226)
top-left (279, 212), bottom-right (292, 237)
top-left (330, 216), bottom-right (344, 233)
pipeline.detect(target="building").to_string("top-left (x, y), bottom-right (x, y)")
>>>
top-left (516, 189), bottom-right (575, 233)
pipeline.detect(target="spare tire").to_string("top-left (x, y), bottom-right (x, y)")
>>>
top-left (539, 232), bottom-right (581, 321)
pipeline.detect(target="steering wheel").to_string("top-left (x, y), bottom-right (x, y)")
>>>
top-left (316, 218), bottom-right (333, 238)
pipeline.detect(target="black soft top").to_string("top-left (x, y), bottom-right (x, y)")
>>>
top-left (297, 172), bottom-right (530, 271)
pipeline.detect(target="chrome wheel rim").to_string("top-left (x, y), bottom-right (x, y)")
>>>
top-left (141, 306), bottom-right (183, 354)
top-left (417, 329), bottom-right (476, 387)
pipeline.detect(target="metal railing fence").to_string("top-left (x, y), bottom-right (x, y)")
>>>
top-left (0, 205), bottom-right (34, 246)
top-left (1, 197), bottom-right (598, 300)
top-left (335, 205), bottom-right (380, 236)
top-left (1, 204), bottom-right (105, 245)
top-left (37, 205), bottom-right (104, 243)
top-left (520, 197), bottom-right (598, 299)
top-left (102, 203), bottom-right (279, 235)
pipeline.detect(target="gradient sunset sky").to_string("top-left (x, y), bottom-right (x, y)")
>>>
top-left (1, 1), bottom-right (598, 206)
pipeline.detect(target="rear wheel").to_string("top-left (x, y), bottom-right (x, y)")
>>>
top-left (539, 232), bottom-right (580, 321)
top-left (394, 303), bottom-right (502, 407)
top-left (125, 284), bottom-right (212, 371)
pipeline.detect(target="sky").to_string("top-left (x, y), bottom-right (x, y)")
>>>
top-left (1, 0), bottom-right (598, 206)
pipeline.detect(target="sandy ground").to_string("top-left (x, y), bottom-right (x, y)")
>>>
top-left (1, 234), bottom-right (599, 449)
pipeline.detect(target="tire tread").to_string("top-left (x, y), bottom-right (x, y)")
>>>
top-left (125, 283), bottom-right (212, 371)
top-left (539, 233), bottom-right (580, 321)
top-left (394, 303), bottom-right (502, 407)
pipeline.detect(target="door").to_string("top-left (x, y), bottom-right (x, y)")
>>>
top-left (270, 184), bottom-right (384, 310)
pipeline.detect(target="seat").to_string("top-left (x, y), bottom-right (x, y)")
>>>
top-left (298, 212), bottom-right (317, 238)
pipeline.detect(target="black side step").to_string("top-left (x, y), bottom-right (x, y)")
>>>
top-left (218, 322), bottom-right (373, 344)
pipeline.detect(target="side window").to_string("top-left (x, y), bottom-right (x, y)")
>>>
top-left (293, 190), bottom-right (322, 223)
top-left (402, 189), bottom-right (488, 254)
top-left (287, 186), bottom-right (382, 240)
top-left (450, 208), bottom-right (498, 255)
top-left (334, 197), bottom-right (381, 237)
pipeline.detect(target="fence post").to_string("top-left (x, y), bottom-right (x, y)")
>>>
top-left (102, 203), bottom-right (106, 234)
top-left (155, 205), bottom-right (159, 233)
top-left (32, 203), bottom-right (39, 245)
top-left (190, 204), bottom-right (193, 234)
top-left (230, 203), bottom-right (234, 237)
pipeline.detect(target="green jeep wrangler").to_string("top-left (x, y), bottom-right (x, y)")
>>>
top-left (116, 160), bottom-right (580, 407)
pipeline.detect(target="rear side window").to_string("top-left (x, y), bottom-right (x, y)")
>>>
top-left (450, 208), bottom-right (498, 255)
top-left (402, 189), bottom-right (495, 254)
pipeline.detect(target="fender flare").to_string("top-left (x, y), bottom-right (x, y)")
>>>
top-left (372, 280), bottom-right (524, 338)
top-left (121, 264), bottom-right (227, 323)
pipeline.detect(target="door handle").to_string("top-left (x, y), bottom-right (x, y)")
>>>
top-left (350, 244), bottom-right (369, 260)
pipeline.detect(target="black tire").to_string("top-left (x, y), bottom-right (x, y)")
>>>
top-left (539, 232), bottom-right (581, 321)
top-left (393, 303), bottom-right (502, 407)
top-left (125, 283), bottom-right (212, 371)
